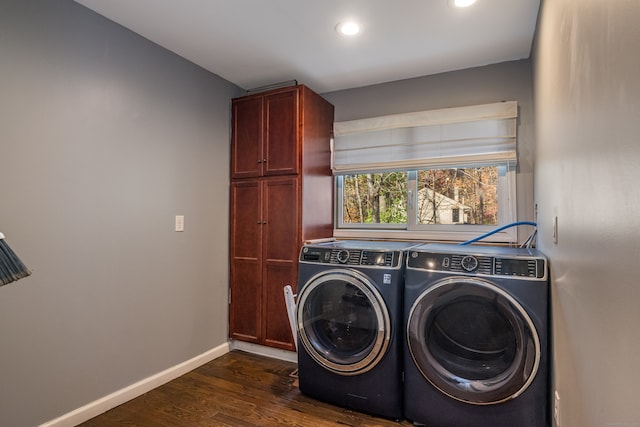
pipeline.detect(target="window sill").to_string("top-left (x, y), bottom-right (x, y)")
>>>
top-left (333, 228), bottom-right (517, 244)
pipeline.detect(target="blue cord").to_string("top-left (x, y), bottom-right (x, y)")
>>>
top-left (459, 221), bottom-right (537, 245)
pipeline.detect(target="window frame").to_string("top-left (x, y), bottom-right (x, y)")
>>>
top-left (334, 163), bottom-right (517, 243)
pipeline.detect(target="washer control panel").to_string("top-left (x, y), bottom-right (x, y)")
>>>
top-left (300, 246), bottom-right (400, 268)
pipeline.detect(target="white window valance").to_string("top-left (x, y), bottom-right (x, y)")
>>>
top-left (332, 101), bottom-right (518, 174)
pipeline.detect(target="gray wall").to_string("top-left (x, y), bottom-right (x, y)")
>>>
top-left (533, 1), bottom-right (640, 426)
top-left (0, 1), bottom-right (241, 425)
top-left (323, 59), bottom-right (536, 241)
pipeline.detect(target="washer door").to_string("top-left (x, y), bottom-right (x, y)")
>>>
top-left (407, 277), bottom-right (540, 404)
top-left (297, 269), bottom-right (391, 375)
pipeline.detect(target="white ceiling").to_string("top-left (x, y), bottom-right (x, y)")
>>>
top-left (74, 0), bottom-right (540, 93)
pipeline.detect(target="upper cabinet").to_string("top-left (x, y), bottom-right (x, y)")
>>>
top-left (231, 87), bottom-right (299, 179)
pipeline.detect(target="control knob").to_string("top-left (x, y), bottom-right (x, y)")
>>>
top-left (336, 250), bottom-right (350, 264)
top-left (461, 255), bottom-right (479, 272)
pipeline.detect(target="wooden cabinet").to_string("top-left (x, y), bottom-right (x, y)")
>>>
top-left (229, 85), bottom-right (334, 351)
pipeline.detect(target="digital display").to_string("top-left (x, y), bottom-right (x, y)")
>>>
top-left (362, 251), bottom-right (393, 266)
top-left (496, 258), bottom-right (536, 277)
top-left (369, 253), bottom-right (386, 265)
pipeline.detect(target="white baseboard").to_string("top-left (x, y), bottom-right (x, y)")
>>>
top-left (230, 340), bottom-right (298, 363)
top-left (39, 342), bottom-right (230, 427)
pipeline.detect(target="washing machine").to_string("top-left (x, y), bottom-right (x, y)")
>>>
top-left (296, 240), bottom-right (416, 420)
top-left (403, 243), bottom-right (549, 427)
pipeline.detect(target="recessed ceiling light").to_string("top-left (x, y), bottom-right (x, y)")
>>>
top-left (449, 0), bottom-right (477, 7)
top-left (336, 21), bottom-right (360, 36)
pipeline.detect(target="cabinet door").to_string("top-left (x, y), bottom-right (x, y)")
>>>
top-left (229, 180), bottom-right (262, 343)
top-left (262, 177), bottom-right (300, 350)
top-left (263, 89), bottom-right (299, 176)
top-left (231, 96), bottom-right (263, 179)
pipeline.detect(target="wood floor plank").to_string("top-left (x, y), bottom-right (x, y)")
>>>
top-left (79, 350), bottom-right (411, 426)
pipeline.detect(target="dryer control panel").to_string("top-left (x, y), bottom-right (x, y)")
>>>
top-left (300, 246), bottom-right (401, 268)
top-left (408, 250), bottom-right (547, 280)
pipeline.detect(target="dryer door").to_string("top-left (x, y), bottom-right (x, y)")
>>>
top-left (407, 277), bottom-right (540, 404)
top-left (297, 269), bottom-right (391, 375)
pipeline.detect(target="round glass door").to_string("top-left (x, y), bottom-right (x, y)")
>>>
top-left (297, 269), bottom-right (390, 375)
top-left (407, 277), bottom-right (540, 404)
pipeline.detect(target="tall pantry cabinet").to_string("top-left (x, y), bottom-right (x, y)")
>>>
top-left (229, 85), bottom-right (334, 351)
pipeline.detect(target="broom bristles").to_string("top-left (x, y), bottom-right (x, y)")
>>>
top-left (0, 234), bottom-right (32, 287)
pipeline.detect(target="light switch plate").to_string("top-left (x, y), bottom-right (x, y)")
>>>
top-left (175, 215), bottom-right (184, 232)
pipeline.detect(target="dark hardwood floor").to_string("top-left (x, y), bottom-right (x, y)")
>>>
top-left (79, 350), bottom-right (413, 426)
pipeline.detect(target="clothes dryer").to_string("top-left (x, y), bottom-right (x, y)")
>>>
top-left (296, 240), bottom-right (415, 420)
top-left (403, 243), bottom-right (549, 427)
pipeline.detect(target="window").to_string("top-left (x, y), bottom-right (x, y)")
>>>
top-left (333, 102), bottom-right (518, 242)
top-left (417, 166), bottom-right (498, 225)
top-left (452, 208), bottom-right (460, 224)
top-left (341, 171), bottom-right (408, 225)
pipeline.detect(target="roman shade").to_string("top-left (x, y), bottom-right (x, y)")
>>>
top-left (332, 101), bottom-right (518, 174)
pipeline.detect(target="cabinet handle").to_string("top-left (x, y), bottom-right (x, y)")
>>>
top-left (257, 159), bottom-right (262, 164)
top-left (263, 158), bottom-right (267, 163)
